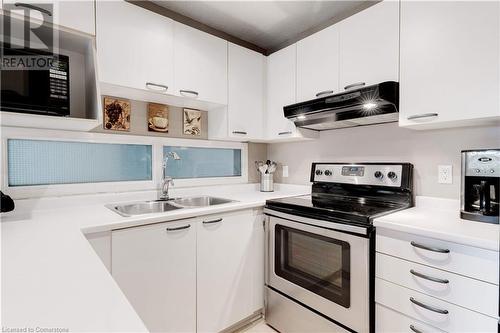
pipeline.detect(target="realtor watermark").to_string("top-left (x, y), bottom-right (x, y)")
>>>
top-left (1, 55), bottom-right (56, 70)
top-left (2, 2), bottom-right (55, 50)
top-left (1, 3), bottom-right (59, 70)
top-left (1, 327), bottom-right (69, 333)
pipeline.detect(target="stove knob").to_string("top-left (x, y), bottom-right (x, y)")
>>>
top-left (315, 169), bottom-right (323, 176)
top-left (374, 171), bottom-right (384, 179)
top-left (490, 169), bottom-right (495, 173)
top-left (475, 169), bottom-right (481, 173)
top-left (324, 170), bottom-right (332, 176)
top-left (387, 171), bottom-right (397, 180)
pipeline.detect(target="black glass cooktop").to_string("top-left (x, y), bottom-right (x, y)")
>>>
top-left (265, 194), bottom-right (407, 226)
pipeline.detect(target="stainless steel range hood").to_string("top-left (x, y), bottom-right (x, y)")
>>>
top-left (284, 81), bottom-right (399, 131)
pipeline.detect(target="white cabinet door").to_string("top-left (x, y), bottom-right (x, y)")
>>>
top-left (296, 24), bottom-right (340, 101)
top-left (3, 0), bottom-right (95, 35)
top-left (399, 1), bottom-right (500, 129)
top-left (227, 43), bottom-right (265, 140)
top-left (197, 210), bottom-right (264, 332)
top-left (173, 22), bottom-right (228, 105)
top-left (266, 44), bottom-right (318, 141)
top-left (338, 1), bottom-right (399, 90)
top-left (112, 219), bottom-right (196, 333)
top-left (96, 0), bottom-right (173, 94)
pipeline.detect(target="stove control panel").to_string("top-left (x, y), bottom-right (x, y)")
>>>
top-left (312, 163), bottom-right (403, 187)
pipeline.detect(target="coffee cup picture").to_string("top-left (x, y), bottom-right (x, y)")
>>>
top-left (152, 116), bottom-right (168, 129)
top-left (148, 103), bottom-right (169, 133)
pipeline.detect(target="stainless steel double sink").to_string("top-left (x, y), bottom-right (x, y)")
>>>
top-left (106, 196), bottom-right (235, 217)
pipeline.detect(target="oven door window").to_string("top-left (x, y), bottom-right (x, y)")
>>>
top-left (275, 224), bottom-right (350, 308)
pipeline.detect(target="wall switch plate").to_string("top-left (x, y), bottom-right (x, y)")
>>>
top-left (438, 165), bottom-right (453, 184)
top-left (282, 165), bottom-right (289, 178)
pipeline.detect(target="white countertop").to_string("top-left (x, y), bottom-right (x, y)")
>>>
top-left (374, 196), bottom-right (499, 252)
top-left (1, 183), bottom-right (310, 333)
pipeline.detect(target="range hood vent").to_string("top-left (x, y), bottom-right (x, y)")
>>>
top-left (284, 81), bottom-right (399, 131)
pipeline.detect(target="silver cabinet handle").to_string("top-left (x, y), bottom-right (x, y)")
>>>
top-left (146, 82), bottom-right (168, 91)
top-left (315, 90), bottom-right (334, 98)
top-left (278, 131), bottom-right (292, 136)
top-left (344, 82), bottom-right (365, 90)
top-left (166, 224), bottom-right (191, 232)
top-left (179, 89), bottom-right (199, 98)
top-left (203, 218), bottom-right (223, 224)
top-left (410, 241), bottom-right (450, 254)
top-left (15, 2), bottom-right (52, 16)
top-left (407, 113), bottom-right (438, 120)
top-left (410, 269), bottom-right (449, 284)
top-left (410, 324), bottom-right (424, 333)
top-left (410, 297), bottom-right (449, 314)
top-left (232, 131), bottom-right (247, 135)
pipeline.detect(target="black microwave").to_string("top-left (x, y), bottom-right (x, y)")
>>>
top-left (1, 43), bottom-right (70, 116)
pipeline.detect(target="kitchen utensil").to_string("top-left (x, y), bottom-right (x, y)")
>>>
top-left (259, 164), bottom-right (268, 174)
top-left (268, 162), bottom-right (277, 174)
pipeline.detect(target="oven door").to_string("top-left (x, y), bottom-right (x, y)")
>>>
top-left (265, 209), bottom-right (370, 333)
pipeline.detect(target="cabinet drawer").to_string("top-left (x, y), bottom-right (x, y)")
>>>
top-left (376, 278), bottom-right (498, 332)
top-left (376, 228), bottom-right (499, 284)
top-left (376, 253), bottom-right (498, 317)
top-left (376, 303), bottom-right (445, 333)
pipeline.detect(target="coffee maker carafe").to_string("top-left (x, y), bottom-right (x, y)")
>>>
top-left (461, 149), bottom-right (499, 224)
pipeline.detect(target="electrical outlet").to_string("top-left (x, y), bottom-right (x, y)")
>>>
top-left (438, 165), bottom-right (453, 184)
top-left (282, 165), bottom-right (289, 178)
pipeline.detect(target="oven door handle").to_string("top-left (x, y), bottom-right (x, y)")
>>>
top-left (264, 207), bottom-right (369, 236)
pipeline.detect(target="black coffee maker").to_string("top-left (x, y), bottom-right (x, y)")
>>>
top-left (461, 149), bottom-right (499, 224)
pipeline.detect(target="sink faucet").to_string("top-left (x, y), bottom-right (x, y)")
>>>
top-left (160, 152), bottom-right (181, 200)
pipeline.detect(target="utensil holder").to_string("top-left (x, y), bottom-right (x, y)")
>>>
top-left (260, 173), bottom-right (274, 192)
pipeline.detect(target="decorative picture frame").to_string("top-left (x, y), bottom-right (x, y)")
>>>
top-left (148, 103), bottom-right (169, 133)
top-left (103, 96), bottom-right (131, 131)
top-left (183, 108), bottom-right (202, 136)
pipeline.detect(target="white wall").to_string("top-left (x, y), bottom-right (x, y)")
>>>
top-left (268, 123), bottom-right (500, 199)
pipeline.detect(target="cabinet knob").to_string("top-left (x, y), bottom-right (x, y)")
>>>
top-left (407, 113), bottom-right (438, 120)
top-left (202, 218), bottom-right (223, 224)
top-left (166, 224), bottom-right (191, 232)
top-left (180, 90), bottom-right (199, 98)
top-left (146, 82), bottom-right (168, 91)
top-left (344, 82), bottom-right (365, 90)
top-left (14, 2), bottom-right (52, 16)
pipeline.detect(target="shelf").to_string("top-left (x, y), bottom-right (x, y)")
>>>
top-left (0, 112), bottom-right (100, 132)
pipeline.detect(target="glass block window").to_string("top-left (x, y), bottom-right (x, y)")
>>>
top-left (163, 146), bottom-right (242, 179)
top-left (8, 139), bottom-right (152, 186)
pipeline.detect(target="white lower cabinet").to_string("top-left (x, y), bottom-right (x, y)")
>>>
top-left (111, 209), bottom-right (264, 333)
top-left (375, 228), bottom-right (499, 333)
top-left (112, 218), bottom-right (197, 333)
top-left (197, 209), bottom-right (264, 332)
top-left (376, 304), bottom-right (446, 333)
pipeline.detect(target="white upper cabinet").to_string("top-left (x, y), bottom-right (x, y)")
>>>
top-left (266, 44), bottom-right (318, 141)
top-left (112, 219), bottom-right (197, 333)
top-left (338, 1), bottom-right (399, 90)
top-left (3, 0), bottom-right (95, 35)
top-left (96, 0), bottom-right (173, 94)
top-left (399, 1), bottom-right (500, 129)
top-left (227, 43), bottom-right (265, 140)
top-left (173, 22), bottom-right (228, 105)
top-left (296, 25), bottom-right (340, 101)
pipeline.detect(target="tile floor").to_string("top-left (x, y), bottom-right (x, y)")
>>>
top-left (239, 319), bottom-right (277, 333)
